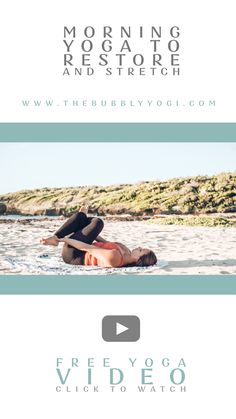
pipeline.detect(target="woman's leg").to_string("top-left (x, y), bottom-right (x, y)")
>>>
top-left (41, 211), bottom-right (91, 246)
top-left (55, 212), bottom-right (89, 239)
top-left (61, 216), bottom-right (104, 264)
top-left (70, 217), bottom-right (104, 244)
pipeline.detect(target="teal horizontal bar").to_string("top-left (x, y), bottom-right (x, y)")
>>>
top-left (0, 123), bottom-right (236, 142)
top-left (0, 276), bottom-right (236, 294)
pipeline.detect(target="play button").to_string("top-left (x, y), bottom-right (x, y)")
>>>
top-left (102, 315), bottom-right (140, 342)
top-left (116, 322), bottom-right (129, 335)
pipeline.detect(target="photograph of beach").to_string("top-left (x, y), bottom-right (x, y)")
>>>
top-left (0, 143), bottom-right (235, 275)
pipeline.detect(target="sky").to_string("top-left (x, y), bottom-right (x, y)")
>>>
top-left (0, 142), bottom-right (235, 194)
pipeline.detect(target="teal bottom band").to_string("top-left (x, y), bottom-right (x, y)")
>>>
top-left (0, 276), bottom-right (235, 294)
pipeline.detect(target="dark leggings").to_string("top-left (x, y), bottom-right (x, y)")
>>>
top-left (55, 212), bottom-right (104, 265)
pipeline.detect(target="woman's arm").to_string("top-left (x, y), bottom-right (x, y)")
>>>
top-left (60, 237), bottom-right (121, 267)
top-left (60, 237), bottom-right (98, 251)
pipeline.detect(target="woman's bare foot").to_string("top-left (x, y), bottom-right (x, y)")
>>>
top-left (40, 235), bottom-right (59, 246)
top-left (79, 204), bottom-right (89, 215)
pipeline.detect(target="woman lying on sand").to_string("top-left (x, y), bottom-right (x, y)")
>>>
top-left (40, 207), bottom-right (157, 268)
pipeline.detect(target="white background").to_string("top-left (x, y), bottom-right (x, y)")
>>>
top-left (1, 1), bottom-right (235, 417)
top-left (0, 295), bottom-right (235, 419)
top-left (0, 0), bottom-right (235, 122)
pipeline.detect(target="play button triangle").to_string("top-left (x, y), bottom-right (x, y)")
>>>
top-left (116, 322), bottom-right (129, 335)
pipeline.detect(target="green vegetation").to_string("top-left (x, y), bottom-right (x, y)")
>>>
top-left (0, 172), bottom-right (235, 218)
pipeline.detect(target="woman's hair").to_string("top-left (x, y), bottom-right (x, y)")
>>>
top-left (125, 250), bottom-right (157, 268)
top-left (136, 250), bottom-right (157, 267)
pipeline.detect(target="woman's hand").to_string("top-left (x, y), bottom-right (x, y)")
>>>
top-left (59, 233), bottom-right (74, 243)
top-left (58, 237), bottom-right (67, 243)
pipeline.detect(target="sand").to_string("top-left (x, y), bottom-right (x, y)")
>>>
top-left (0, 218), bottom-right (235, 275)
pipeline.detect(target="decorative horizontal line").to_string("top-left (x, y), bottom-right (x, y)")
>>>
top-left (0, 123), bottom-right (236, 142)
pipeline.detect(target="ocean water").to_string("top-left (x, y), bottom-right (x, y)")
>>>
top-left (0, 215), bottom-right (60, 220)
